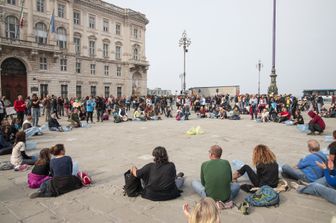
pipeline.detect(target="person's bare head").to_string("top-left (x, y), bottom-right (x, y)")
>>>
top-left (307, 139), bottom-right (320, 152)
top-left (209, 145), bottom-right (222, 159)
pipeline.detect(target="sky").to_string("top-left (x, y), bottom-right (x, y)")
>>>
top-left (107, 0), bottom-right (336, 95)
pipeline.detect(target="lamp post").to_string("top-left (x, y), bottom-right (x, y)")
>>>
top-left (179, 31), bottom-right (191, 95)
top-left (256, 60), bottom-right (263, 96)
top-left (268, 0), bottom-right (279, 95)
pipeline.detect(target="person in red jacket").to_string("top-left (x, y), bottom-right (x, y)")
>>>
top-left (14, 95), bottom-right (26, 127)
top-left (307, 110), bottom-right (325, 135)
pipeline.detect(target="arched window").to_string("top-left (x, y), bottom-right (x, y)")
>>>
top-left (35, 22), bottom-right (47, 44)
top-left (57, 27), bottom-right (67, 49)
top-left (5, 16), bottom-right (19, 39)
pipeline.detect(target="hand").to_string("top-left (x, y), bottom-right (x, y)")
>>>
top-left (183, 203), bottom-right (191, 218)
top-left (328, 159), bottom-right (334, 170)
top-left (130, 166), bottom-right (137, 176)
top-left (316, 161), bottom-right (327, 169)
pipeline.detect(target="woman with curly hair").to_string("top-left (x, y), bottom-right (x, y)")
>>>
top-left (232, 144), bottom-right (279, 191)
top-left (131, 146), bottom-right (184, 201)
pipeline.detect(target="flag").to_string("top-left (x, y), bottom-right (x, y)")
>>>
top-left (49, 10), bottom-right (55, 33)
top-left (19, 0), bottom-right (25, 28)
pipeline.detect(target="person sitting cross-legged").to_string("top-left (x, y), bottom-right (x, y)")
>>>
top-left (282, 139), bottom-right (327, 183)
top-left (192, 145), bottom-right (240, 207)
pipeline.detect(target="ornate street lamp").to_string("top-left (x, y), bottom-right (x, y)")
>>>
top-left (256, 60), bottom-right (263, 96)
top-left (179, 31), bottom-right (191, 95)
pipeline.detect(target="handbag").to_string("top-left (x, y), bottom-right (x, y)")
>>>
top-left (123, 170), bottom-right (143, 197)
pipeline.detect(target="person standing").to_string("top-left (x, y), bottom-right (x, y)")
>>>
top-left (31, 94), bottom-right (41, 127)
top-left (0, 97), bottom-right (5, 124)
top-left (86, 96), bottom-right (95, 124)
top-left (43, 95), bottom-right (51, 122)
top-left (95, 96), bottom-right (105, 122)
top-left (14, 95), bottom-right (26, 127)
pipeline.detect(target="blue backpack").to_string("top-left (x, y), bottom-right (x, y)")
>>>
top-left (245, 185), bottom-right (280, 207)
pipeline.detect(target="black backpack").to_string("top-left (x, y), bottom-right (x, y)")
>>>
top-left (123, 170), bottom-right (143, 197)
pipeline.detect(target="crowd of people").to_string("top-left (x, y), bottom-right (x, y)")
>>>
top-left (0, 92), bottom-right (335, 223)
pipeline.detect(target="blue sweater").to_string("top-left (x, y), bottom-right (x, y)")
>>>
top-left (50, 156), bottom-right (73, 177)
top-left (324, 169), bottom-right (336, 187)
top-left (297, 151), bottom-right (327, 182)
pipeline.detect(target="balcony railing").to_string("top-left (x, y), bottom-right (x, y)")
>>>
top-left (0, 36), bottom-right (61, 53)
top-left (129, 59), bottom-right (149, 66)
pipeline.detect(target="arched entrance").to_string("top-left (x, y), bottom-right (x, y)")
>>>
top-left (132, 72), bottom-right (142, 95)
top-left (1, 58), bottom-right (27, 102)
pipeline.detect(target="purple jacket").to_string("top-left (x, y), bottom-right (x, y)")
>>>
top-left (27, 172), bottom-right (51, 189)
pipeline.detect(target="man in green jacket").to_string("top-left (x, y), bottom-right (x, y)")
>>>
top-left (192, 145), bottom-right (240, 202)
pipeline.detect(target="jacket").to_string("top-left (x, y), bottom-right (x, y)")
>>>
top-left (297, 151), bottom-right (327, 182)
top-left (308, 111), bottom-right (325, 130)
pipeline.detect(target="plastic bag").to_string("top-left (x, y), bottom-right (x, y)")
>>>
top-left (297, 124), bottom-right (309, 133)
top-left (186, 126), bottom-right (204, 135)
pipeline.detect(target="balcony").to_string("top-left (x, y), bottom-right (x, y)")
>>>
top-left (0, 36), bottom-right (61, 53)
top-left (129, 59), bottom-right (149, 66)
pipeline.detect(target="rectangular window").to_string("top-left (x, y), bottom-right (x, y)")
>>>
top-left (58, 4), bottom-right (65, 18)
top-left (91, 86), bottom-right (96, 97)
top-left (7, 0), bottom-right (16, 5)
top-left (117, 87), bottom-right (122, 97)
top-left (104, 65), bottom-right (109, 76)
top-left (104, 86), bottom-right (110, 98)
top-left (36, 0), bottom-right (44, 12)
top-left (103, 19), bottom-right (109, 32)
top-left (89, 16), bottom-right (95, 29)
top-left (103, 43), bottom-right (109, 57)
top-left (89, 40), bottom-right (95, 56)
top-left (116, 23), bottom-right (121, 35)
top-left (73, 11), bottom-right (80, 25)
top-left (90, 64), bottom-right (96, 75)
top-left (40, 84), bottom-right (48, 98)
top-left (74, 37), bottom-right (80, 55)
top-left (61, 85), bottom-right (68, 99)
top-left (76, 85), bottom-right (82, 98)
top-left (117, 66), bottom-right (121, 77)
top-left (134, 28), bottom-right (138, 39)
top-left (75, 61), bottom-right (81, 73)
top-left (60, 59), bottom-right (67, 71)
top-left (39, 57), bottom-right (47, 70)
top-left (115, 46), bottom-right (121, 60)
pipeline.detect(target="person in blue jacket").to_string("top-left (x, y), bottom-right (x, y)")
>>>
top-left (292, 144), bottom-right (336, 205)
top-left (86, 96), bottom-right (96, 124)
top-left (282, 139), bottom-right (327, 182)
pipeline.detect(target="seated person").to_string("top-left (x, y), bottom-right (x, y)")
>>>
top-left (48, 113), bottom-right (64, 131)
top-left (118, 106), bottom-right (128, 121)
top-left (0, 128), bottom-right (13, 155)
top-left (29, 144), bottom-right (82, 198)
top-left (199, 107), bottom-right (207, 118)
top-left (79, 106), bottom-right (86, 121)
top-left (28, 148), bottom-right (52, 188)
top-left (233, 144), bottom-right (279, 191)
top-left (165, 106), bottom-right (173, 118)
top-left (293, 110), bottom-right (304, 125)
top-left (291, 144), bottom-right (336, 205)
top-left (229, 107), bottom-right (241, 120)
top-left (327, 104), bottom-right (336, 118)
top-left (307, 110), bottom-right (325, 135)
top-left (133, 108), bottom-right (146, 121)
top-left (182, 104), bottom-right (190, 120)
top-left (192, 145), bottom-right (240, 205)
top-left (260, 108), bottom-right (270, 122)
top-left (183, 197), bottom-right (220, 223)
top-left (11, 131), bottom-right (36, 168)
top-left (69, 109), bottom-right (81, 128)
top-left (282, 139), bottom-right (327, 183)
top-left (278, 107), bottom-right (291, 123)
top-left (130, 146), bottom-right (184, 201)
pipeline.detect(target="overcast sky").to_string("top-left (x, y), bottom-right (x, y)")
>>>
top-left (107, 0), bottom-right (336, 95)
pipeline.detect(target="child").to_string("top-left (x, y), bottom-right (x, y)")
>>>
top-left (28, 148), bottom-right (52, 188)
top-left (10, 131), bottom-right (36, 170)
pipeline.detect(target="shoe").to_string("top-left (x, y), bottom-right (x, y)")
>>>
top-left (238, 201), bottom-right (250, 215)
top-left (176, 172), bottom-right (184, 178)
top-left (290, 182), bottom-right (300, 190)
top-left (298, 179), bottom-right (309, 186)
top-left (307, 132), bottom-right (315, 135)
top-left (29, 191), bottom-right (42, 199)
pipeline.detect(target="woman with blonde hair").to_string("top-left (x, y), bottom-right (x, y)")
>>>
top-left (233, 144), bottom-right (279, 191)
top-left (183, 197), bottom-right (220, 223)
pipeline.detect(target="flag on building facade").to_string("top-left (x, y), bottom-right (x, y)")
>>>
top-left (49, 10), bottom-right (55, 33)
top-left (19, 0), bottom-right (25, 28)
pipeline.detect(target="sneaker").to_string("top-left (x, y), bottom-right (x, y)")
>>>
top-left (29, 191), bottom-right (42, 199)
top-left (238, 201), bottom-right (250, 215)
top-left (176, 172), bottom-right (184, 178)
top-left (290, 182), bottom-right (300, 190)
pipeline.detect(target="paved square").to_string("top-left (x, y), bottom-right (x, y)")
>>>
top-left (1, 115), bottom-right (335, 223)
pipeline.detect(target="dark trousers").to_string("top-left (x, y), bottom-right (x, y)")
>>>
top-left (97, 110), bottom-right (103, 122)
top-left (309, 123), bottom-right (323, 133)
top-left (17, 111), bottom-right (24, 127)
top-left (238, 165), bottom-right (260, 187)
top-left (86, 112), bottom-right (93, 123)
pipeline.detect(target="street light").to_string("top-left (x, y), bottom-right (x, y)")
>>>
top-left (179, 30), bottom-right (191, 95)
top-left (256, 60), bottom-right (263, 96)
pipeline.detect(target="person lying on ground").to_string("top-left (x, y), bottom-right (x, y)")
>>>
top-left (130, 146), bottom-right (184, 201)
top-left (232, 144), bottom-right (278, 192)
top-left (282, 139), bottom-right (327, 183)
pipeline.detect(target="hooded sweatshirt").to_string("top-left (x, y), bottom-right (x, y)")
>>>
top-left (308, 111), bottom-right (325, 130)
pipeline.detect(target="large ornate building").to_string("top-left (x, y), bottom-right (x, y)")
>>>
top-left (0, 0), bottom-right (149, 102)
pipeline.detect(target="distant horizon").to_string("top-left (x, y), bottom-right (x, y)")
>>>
top-left (108, 0), bottom-right (336, 96)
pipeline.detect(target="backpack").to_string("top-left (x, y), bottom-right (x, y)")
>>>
top-left (244, 185), bottom-right (279, 207)
top-left (123, 170), bottom-right (143, 197)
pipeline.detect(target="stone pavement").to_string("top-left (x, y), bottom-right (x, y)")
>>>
top-left (0, 114), bottom-right (336, 223)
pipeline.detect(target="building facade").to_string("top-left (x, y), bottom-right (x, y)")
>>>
top-left (0, 0), bottom-right (149, 102)
top-left (189, 85), bottom-right (240, 97)
top-left (147, 88), bottom-right (172, 96)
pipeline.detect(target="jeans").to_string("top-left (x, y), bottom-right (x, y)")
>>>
top-left (175, 177), bottom-right (184, 190)
top-left (97, 110), bottom-right (104, 122)
top-left (281, 164), bottom-right (309, 182)
top-left (25, 126), bottom-right (42, 138)
top-left (32, 108), bottom-right (40, 126)
top-left (22, 156), bottom-right (37, 165)
top-left (299, 181), bottom-right (336, 205)
top-left (191, 180), bottom-right (240, 201)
